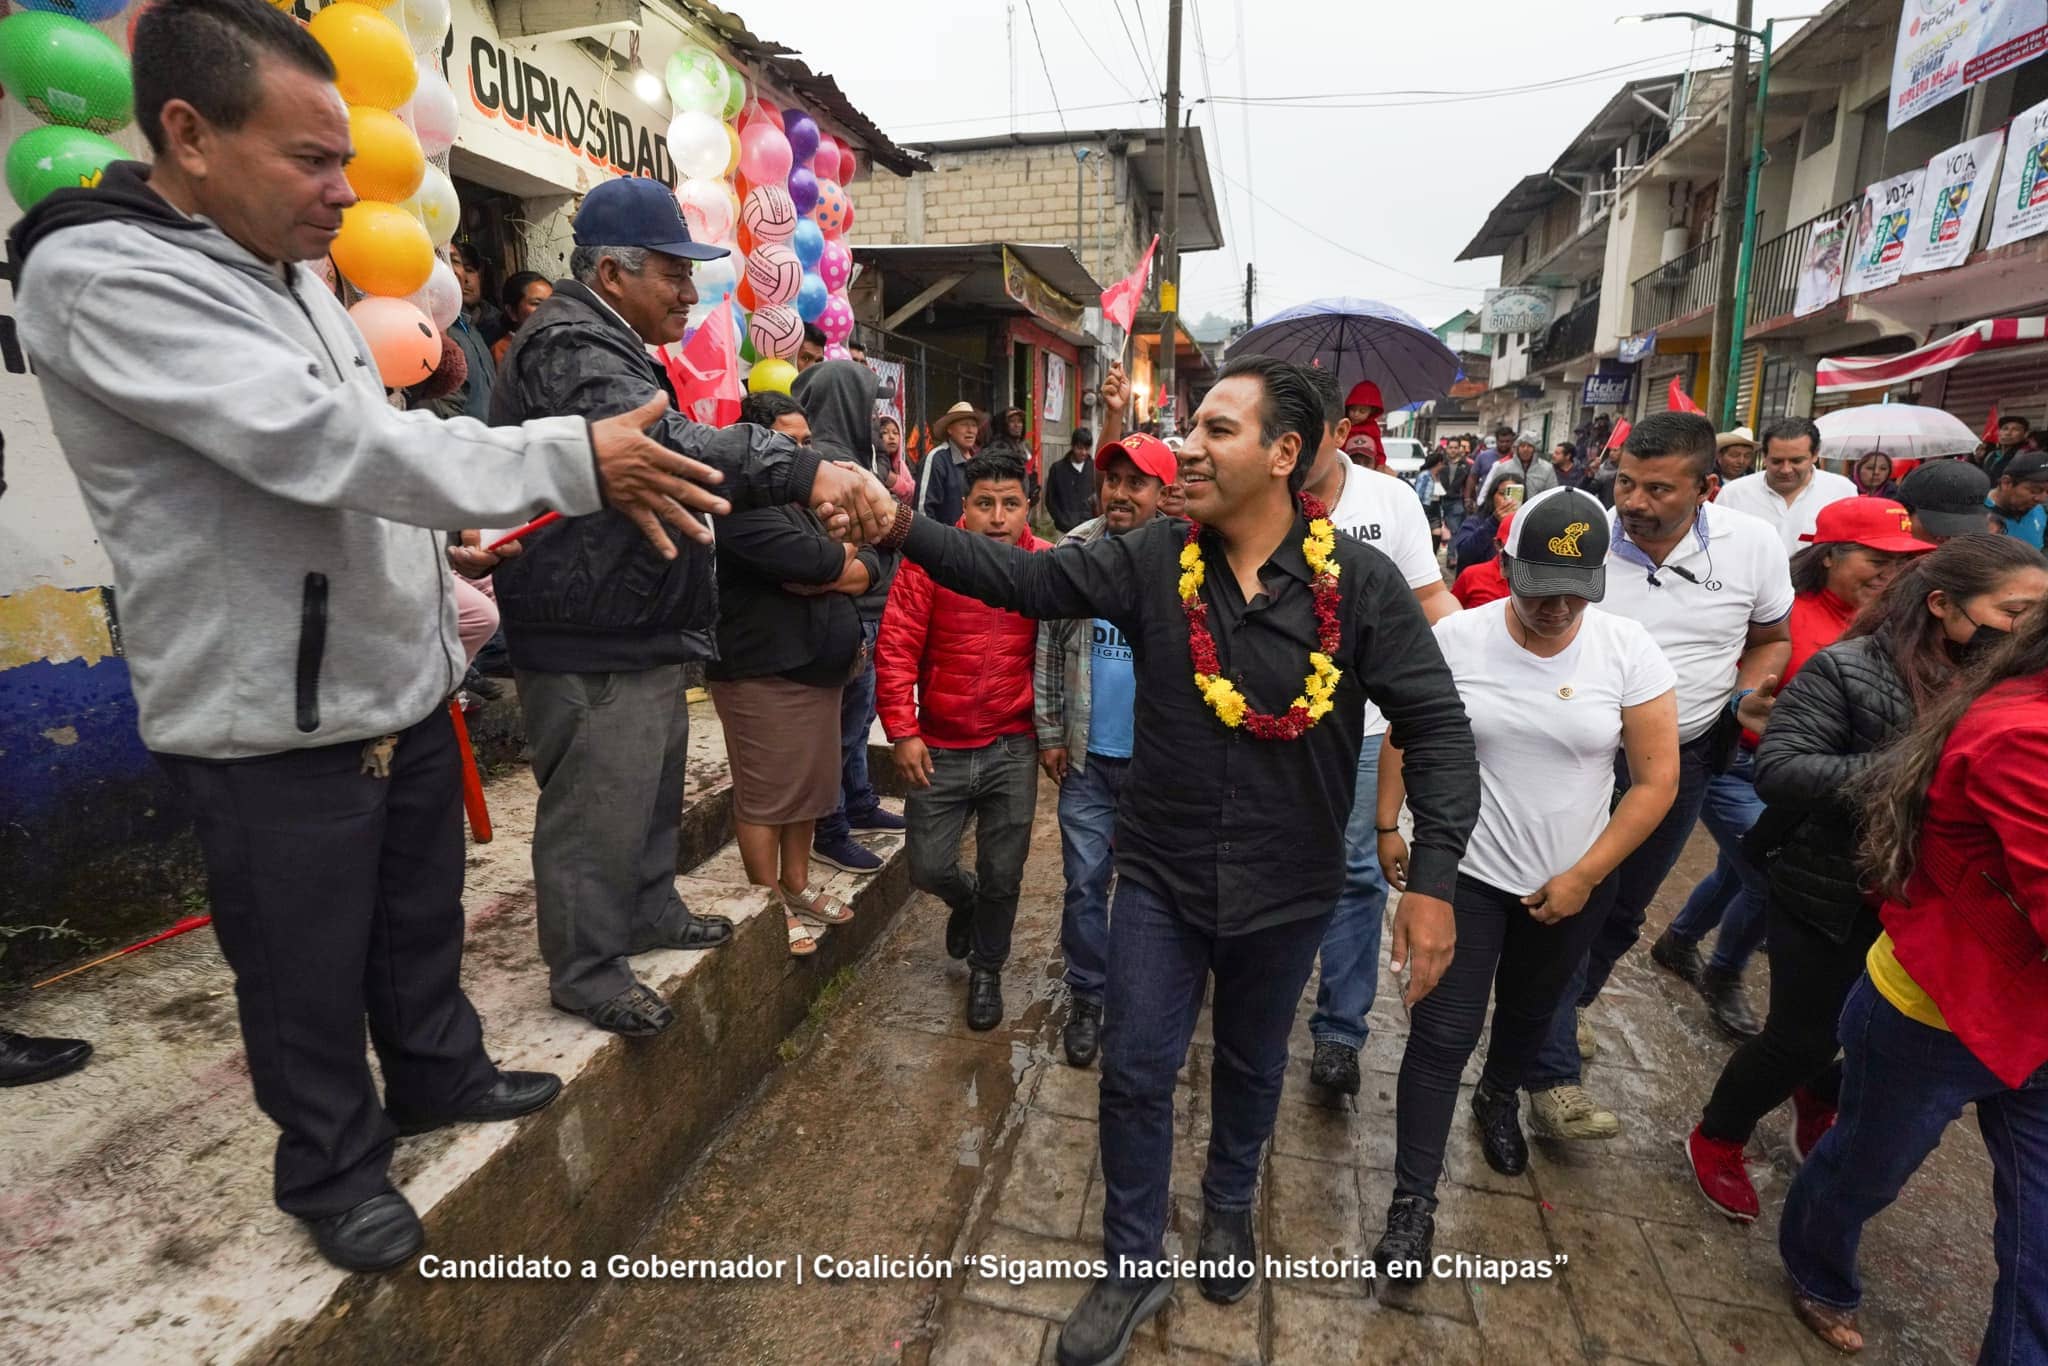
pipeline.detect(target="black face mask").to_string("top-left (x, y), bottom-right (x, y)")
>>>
top-left (1960, 617), bottom-right (2009, 663)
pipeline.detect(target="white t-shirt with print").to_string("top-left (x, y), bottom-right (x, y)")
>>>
top-left (1432, 599), bottom-right (1677, 896)
top-left (1329, 461), bottom-right (1444, 737)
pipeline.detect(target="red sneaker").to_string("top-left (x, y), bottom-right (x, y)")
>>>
top-left (1791, 1087), bottom-right (1837, 1163)
top-left (1687, 1125), bottom-right (1759, 1222)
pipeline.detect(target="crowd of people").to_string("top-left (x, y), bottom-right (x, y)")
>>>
top-left (5, 4), bottom-right (2046, 1365)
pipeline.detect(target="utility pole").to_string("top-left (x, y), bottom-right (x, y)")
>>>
top-left (1243, 262), bottom-right (1255, 329)
top-left (1705, 0), bottom-right (1753, 427)
top-left (1159, 0), bottom-right (1184, 434)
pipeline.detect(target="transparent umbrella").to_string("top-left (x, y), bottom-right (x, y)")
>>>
top-left (1227, 297), bottom-right (1461, 408)
top-left (1816, 403), bottom-right (1980, 462)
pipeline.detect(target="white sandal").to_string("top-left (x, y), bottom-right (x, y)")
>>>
top-left (782, 884), bottom-right (854, 928)
top-left (785, 911), bottom-right (818, 957)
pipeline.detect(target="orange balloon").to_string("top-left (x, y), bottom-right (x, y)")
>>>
top-left (331, 200), bottom-right (434, 296)
top-left (344, 105), bottom-right (424, 203)
top-left (736, 218), bottom-right (755, 257)
top-left (734, 273), bottom-right (757, 312)
top-left (349, 296), bottom-right (440, 386)
top-left (308, 2), bottom-right (416, 110)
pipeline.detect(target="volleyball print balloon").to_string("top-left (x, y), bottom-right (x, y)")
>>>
top-left (739, 183), bottom-right (798, 245)
top-left (744, 241), bottom-right (803, 307)
top-left (748, 304), bottom-right (803, 361)
top-left (809, 178), bottom-right (848, 236)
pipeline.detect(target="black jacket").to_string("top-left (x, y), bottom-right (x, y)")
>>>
top-left (1751, 634), bottom-right (1916, 942)
top-left (489, 281), bottom-right (820, 672)
top-left (708, 506), bottom-right (861, 685)
top-left (791, 361), bottom-right (895, 624)
top-left (1047, 456), bottom-right (1096, 533)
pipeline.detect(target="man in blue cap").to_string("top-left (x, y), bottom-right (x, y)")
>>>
top-left (493, 176), bottom-right (894, 1036)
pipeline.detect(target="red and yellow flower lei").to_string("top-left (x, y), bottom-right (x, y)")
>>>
top-left (1178, 493), bottom-right (1343, 740)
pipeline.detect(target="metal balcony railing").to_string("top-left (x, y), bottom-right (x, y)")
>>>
top-left (1529, 295), bottom-right (1601, 371)
top-left (1747, 197), bottom-right (1858, 328)
top-left (1631, 237), bottom-right (1719, 332)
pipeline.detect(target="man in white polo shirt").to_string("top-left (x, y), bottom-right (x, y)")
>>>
top-left (1518, 411), bottom-right (1792, 1139)
top-left (1714, 416), bottom-right (1856, 552)
top-left (1299, 368), bottom-right (1459, 1098)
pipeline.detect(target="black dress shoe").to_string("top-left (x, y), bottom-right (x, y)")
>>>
top-left (305, 1191), bottom-right (423, 1273)
top-left (1372, 1196), bottom-right (1436, 1285)
top-left (0, 1029), bottom-right (93, 1087)
top-left (944, 904), bottom-right (972, 961)
top-left (966, 968), bottom-right (1003, 1031)
top-left (555, 983), bottom-right (675, 1037)
top-left (391, 1070), bottom-right (564, 1136)
top-left (1063, 1000), bottom-right (1102, 1068)
top-left (1470, 1079), bottom-right (1528, 1176)
top-left (1702, 966), bottom-right (1761, 1040)
top-left (1651, 929), bottom-right (1705, 986)
top-left (1309, 1039), bottom-right (1361, 1097)
top-left (1197, 1203), bottom-right (1258, 1304)
top-left (1055, 1275), bottom-right (1173, 1366)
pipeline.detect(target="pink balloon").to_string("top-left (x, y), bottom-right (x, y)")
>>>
top-left (811, 136), bottom-right (841, 184)
top-left (745, 241), bottom-right (803, 306)
top-left (749, 304), bottom-right (804, 360)
top-left (824, 342), bottom-right (852, 361)
top-left (818, 293), bottom-right (854, 346)
top-left (738, 122), bottom-right (793, 185)
top-left (818, 237), bottom-right (852, 291)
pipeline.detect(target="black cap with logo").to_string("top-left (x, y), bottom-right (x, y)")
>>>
top-left (1500, 486), bottom-right (1610, 601)
top-left (1898, 457), bottom-right (1993, 537)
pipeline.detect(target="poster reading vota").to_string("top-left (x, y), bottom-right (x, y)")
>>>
top-left (1845, 169), bottom-right (1925, 295)
top-left (1990, 94), bottom-right (2048, 248)
top-left (1904, 132), bottom-right (2004, 274)
top-left (1890, 0), bottom-right (2048, 130)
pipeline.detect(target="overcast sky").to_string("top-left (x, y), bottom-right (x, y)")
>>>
top-left (747, 0), bottom-right (1817, 329)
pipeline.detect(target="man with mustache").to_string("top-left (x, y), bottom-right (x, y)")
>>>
top-left (1035, 432), bottom-right (1183, 1068)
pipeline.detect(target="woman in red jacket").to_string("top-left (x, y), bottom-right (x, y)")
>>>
top-left (877, 451), bottom-right (1047, 1032)
top-left (1779, 599), bottom-right (2048, 1360)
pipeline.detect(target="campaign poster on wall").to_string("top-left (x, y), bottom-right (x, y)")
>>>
top-left (1903, 131), bottom-right (2004, 273)
top-left (1844, 169), bottom-right (1925, 295)
top-left (1890, 0), bottom-right (2048, 130)
top-left (1794, 213), bottom-right (1849, 316)
top-left (1989, 93), bottom-right (2048, 248)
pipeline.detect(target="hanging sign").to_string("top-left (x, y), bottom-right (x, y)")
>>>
top-left (1844, 169), bottom-right (1924, 295)
top-left (1989, 93), bottom-right (2048, 249)
top-left (1889, 0), bottom-right (2048, 131)
top-left (1904, 131), bottom-right (2003, 273)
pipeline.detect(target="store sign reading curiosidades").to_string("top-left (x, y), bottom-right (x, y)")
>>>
top-left (463, 35), bottom-right (676, 184)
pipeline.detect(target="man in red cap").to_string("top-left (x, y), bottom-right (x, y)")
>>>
top-left (1035, 433), bottom-right (1181, 1067)
top-left (1341, 380), bottom-right (1387, 467)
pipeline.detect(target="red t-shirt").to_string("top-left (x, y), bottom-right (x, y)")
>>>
top-left (1787, 588), bottom-right (1858, 685)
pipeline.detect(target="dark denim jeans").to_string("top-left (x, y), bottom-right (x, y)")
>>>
top-left (816, 622), bottom-right (881, 843)
top-left (905, 733), bottom-right (1039, 973)
top-left (1667, 747), bottom-right (1768, 975)
top-left (1098, 875), bottom-right (1330, 1263)
top-left (1057, 752), bottom-right (1129, 1007)
top-left (1781, 977), bottom-right (2048, 1365)
top-left (1308, 739), bottom-right (1388, 1050)
top-left (1524, 729), bottom-right (1716, 1090)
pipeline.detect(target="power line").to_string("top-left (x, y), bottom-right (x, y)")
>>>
top-left (1208, 49), bottom-right (1706, 109)
top-left (889, 97), bottom-right (1157, 133)
top-left (1215, 166), bottom-right (1484, 292)
top-left (1111, 0), bottom-right (1156, 93)
top-left (1231, 0), bottom-right (1256, 273)
top-left (1020, 0), bottom-right (1070, 134)
top-left (1187, 0), bottom-right (1240, 285)
top-left (1053, 0), bottom-right (1151, 107)
top-left (1129, 0), bottom-right (1159, 85)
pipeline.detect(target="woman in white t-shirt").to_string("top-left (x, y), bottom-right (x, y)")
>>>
top-left (1371, 487), bottom-right (1681, 1279)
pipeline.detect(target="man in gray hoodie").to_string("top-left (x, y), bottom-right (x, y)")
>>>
top-left (12, 0), bottom-right (891, 1274)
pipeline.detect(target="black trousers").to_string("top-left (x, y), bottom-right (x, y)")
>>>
top-left (1395, 872), bottom-right (1615, 1206)
top-left (1699, 901), bottom-right (1879, 1144)
top-left (156, 707), bottom-right (497, 1218)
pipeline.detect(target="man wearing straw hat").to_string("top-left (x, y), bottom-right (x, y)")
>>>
top-left (1714, 427), bottom-right (1757, 490)
top-left (918, 400), bottom-right (986, 529)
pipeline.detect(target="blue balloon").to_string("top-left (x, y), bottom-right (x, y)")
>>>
top-left (787, 166), bottom-right (819, 216)
top-left (19, 0), bottom-right (129, 19)
top-left (790, 218), bottom-right (825, 269)
top-left (794, 272), bottom-right (829, 323)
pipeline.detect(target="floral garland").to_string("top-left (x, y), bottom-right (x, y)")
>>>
top-left (1179, 493), bottom-right (1343, 740)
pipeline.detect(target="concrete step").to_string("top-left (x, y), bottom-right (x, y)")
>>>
top-left (0, 700), bottom-right (914, 1364)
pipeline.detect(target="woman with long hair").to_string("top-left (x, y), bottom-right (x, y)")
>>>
top-left (1686, 536), bottom-right (2046, 1227)
top-left (1852, 450), bottom-right (1895, 497)
top-left (1775, 563), bottom-right (2048, 1359)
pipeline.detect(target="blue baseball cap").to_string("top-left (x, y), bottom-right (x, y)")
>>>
top-left (572, 177), bottom-right (729, 262)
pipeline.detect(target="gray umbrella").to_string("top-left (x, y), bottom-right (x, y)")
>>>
top-left (1226, 297), bottom-right (1461, 409)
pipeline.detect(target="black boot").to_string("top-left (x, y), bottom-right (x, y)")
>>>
top-left (1650, 928), bottom-right (1704, 986)
top-left (1055, 1275), bottom-right (1173, 1366)
top-left (1063, 999), bottom-right (1102, 1068)
top-left (305, 1191), bottom-right (424, 1273)
top-left (1309, 1039), bottom-right (1361, 1097)
top-left (1372, 1196), bottom-right (1436, 1286)
top-left (1701, 966), bottom-right (1761, 1040)
top-left (1197, 1203), bottom-right (1258, 1304)
top-left (1469, 1079), bottom-right (1528, 1176)
top-left (966, 968), bottom-right (1003, 1031)
top-left (0, 1029), bottom-right (92, 1087)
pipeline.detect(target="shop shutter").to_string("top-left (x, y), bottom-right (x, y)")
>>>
top-left (1935, 348), bottom-right (2048, 436)
top-left (1736, 345), bottom-right (1763, 426)
top-left (1641, 355), bottom-right (1691, 417)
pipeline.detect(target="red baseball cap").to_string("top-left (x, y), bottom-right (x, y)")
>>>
top-left (1799, 496), bottom-right (1936, 553)
top-left (1097, 432), bottom-right (1179, 486)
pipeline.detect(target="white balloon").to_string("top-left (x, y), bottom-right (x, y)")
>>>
top-left (401, 0), bottom-right (451, 50)
top-left (407, 256), bottom-right (462, 331)
top-left (401, 165), bottom-right (461, 248)
top-left (693, 251), bottom-right (739, 302)
top-left (399, 65), bottom-right (459, 157)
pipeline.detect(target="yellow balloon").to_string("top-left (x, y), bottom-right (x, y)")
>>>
top-left (747, 358), bottom-right (797, 395)
top-left (344, 105), bottom-right (425, 203)
top-left (723, 122), bottom-right (741, 178)
top-left (331, 200), bottom-right (434, 297)
top-left (309, 2), bottom-right (417, 110)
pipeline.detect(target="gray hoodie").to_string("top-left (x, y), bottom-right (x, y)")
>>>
top-left (14, 166), bottom-right (602, 758)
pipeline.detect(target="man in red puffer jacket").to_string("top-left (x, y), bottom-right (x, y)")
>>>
top-left (878, 450), bottom-right (1048, 1031)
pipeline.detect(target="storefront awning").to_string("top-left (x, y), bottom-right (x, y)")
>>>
top-left (1816, 317), bottom-right (2048, 393)
top-left (855, 243), bottom-right (1103, 341)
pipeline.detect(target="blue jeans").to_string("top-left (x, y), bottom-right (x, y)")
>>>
top-left (1308, 738), bottom-right (1388, 1050)
top-left (815, 623), bottom-right (881, 844)
top-left (1057, 752), bottom-right (1129, 1007)
top-left (1524, 730), bottom-right (1716, 1091)
top-left (1667, 747), bottom-right (1769, 975)
top-left (1098, 876), bottom-right (1330, 1263)
top-left (1781, 978), bottom-right (2048, 1364)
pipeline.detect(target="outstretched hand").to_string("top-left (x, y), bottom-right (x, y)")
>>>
top-left (811, 460), bottom-right (897, 543)
top-left (590, 393), bottom-right (730, 558)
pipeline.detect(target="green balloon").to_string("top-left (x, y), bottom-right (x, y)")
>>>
top-left (0, 11), bottom-right (133, 133)
top-left (6, 123), bottom-right (125, 211)
top-left (718, 61), bottom-right (746, 121)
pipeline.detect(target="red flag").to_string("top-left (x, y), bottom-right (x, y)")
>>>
top-left (1604, 418), bottom-right (1632, 451)
top-left (1668, 375), bottom-right (1704, 415)
top-left (662, 300), bottom-right (743, 427)
top-left (1100, 234), bottom-right (1159, 335)
top-left (1983, 401), bottom-right (2002, 445)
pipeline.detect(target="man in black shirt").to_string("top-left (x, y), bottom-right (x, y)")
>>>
top-left (1046, 427), bottom-right (1098, 532)
top-left (863, 355), bottom-right (1477, 1365)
